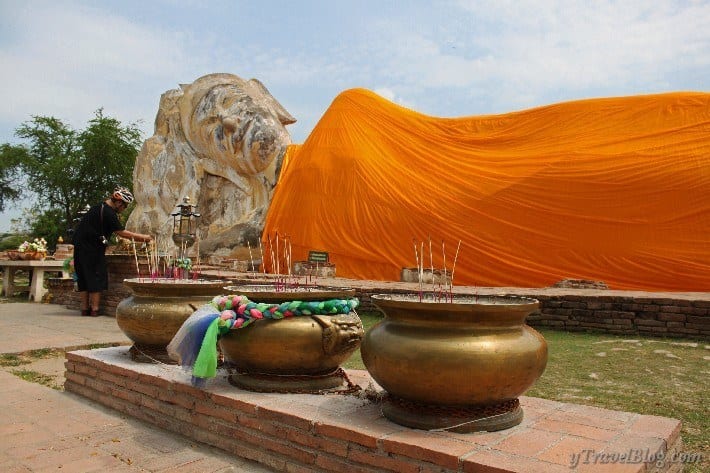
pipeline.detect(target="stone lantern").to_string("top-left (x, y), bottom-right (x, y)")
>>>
top-left (170, 196), bottom-right (200, 257)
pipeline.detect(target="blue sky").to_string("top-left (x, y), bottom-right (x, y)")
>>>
top-left (1, 0), bottom-right (709, 231)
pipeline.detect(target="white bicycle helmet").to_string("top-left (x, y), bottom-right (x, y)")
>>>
top-left (112, 186), bottom-right (135, 204)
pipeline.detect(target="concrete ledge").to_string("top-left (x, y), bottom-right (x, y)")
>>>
top-left (65, 347), bottom-right (682, 472)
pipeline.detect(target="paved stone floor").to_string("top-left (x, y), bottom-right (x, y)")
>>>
top-left (0, 302), bottom-right (274, 472)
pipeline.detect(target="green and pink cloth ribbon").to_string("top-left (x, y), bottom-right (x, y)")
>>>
top-left (167, 294), bottom-right (359, 386)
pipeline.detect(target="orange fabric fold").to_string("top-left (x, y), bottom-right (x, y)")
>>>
top-left (264, 89), bottom-right (710, 291)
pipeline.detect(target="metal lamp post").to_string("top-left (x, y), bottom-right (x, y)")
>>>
top-left (170, 196), bottom-right (200, 259)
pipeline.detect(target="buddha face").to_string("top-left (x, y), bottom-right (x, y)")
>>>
top-left (187, 84), bottom-right (280, 176)
top-left (178, 75), bottom-right (294, 180)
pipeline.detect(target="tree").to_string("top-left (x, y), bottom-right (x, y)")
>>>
top-left (0, 232), bottom-right (29, 251)
top-left (0, 143), bottom-right (26, 212)
top-left (2, 109), bottom-right (143, 247)
top-left (14, 116), bottom-right (79, 230)
top-left (75, 108), bottom-right (143, 216)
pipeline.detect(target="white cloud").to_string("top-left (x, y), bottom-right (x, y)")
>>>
top-left (0, 0), bottom-right (708, 142)
top-left (349, 0), bottom-right (710, 114)
top-left (0, 2), bottom-right (203, 138)
top-left (0, 0), bottom-right (709, 232)
top-left (372, 87), bottom-right (419, 110)
top-left (374, 87), bottom-right (397, 102)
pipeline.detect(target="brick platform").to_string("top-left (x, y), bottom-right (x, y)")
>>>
top-left (65, 347), bottom-right (683, 473)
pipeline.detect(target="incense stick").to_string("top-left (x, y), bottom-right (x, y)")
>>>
top-left (247, 241), bottom-right (255, 272)
top-left (412, 239), bottom-right (421, 301)
top-left (258, 240), bottom-right (266, 275)
top-left (131, 238), bottom-right (140, 278)
top-left (449, 239), bottom-right (462, 297)
top-left (441, 240), bottom-right (448, 302)
top-left (428, 235), bottom-right (434, 294)
top-left (267, 234), bottom-right (275, 274)
top-left (420, 241), bottom-right (424, 301)
top-left (147, 240), bottom-right (155, 279)
top-left (275, 232), bottom-right (280, 278)
top-left (284, 236), bottom-right (292, 285)
top-left (195, 236), bottom-right (200, 279)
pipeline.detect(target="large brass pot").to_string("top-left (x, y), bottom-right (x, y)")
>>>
top-left (362, 294), bottom-right (547, 432)
top-left (116, 278), bottom-right (228, 362)
top-left (219, 285), bottom-right (363, 392)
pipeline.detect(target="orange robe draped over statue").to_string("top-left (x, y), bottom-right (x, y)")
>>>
top-left (264, 89), bottom-right (710, 291)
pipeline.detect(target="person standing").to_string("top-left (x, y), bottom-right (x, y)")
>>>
top-left (73, 187), bottom-right (152, 316)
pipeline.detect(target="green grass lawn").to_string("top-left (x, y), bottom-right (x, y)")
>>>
top-left (347, 311), bottom-right (708, 472)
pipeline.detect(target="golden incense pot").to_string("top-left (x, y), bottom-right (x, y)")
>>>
top-left (116, 278), bottom-right (229, 363)
top-left (362, 293), bottom-right (547, 432)
top-left (219, 284), bottom-right (363, 392)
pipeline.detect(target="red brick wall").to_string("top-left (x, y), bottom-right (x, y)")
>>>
top-left (65, 349), bottom-right (685, 473)
top-left (64, 353), bottom-right (454, 473)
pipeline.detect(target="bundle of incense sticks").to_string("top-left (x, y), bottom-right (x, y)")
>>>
top-left (260, 231), bottom-right (296, 291)
top-left (148, 240), bottom-right (166, 280)
top-left (411, 237), bottom-right (463, 302)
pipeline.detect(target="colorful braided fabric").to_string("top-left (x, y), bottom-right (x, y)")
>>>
top-left (170, 294), bottom-right (359, 386)
top-left (210, 294), bottom-right (360, 330)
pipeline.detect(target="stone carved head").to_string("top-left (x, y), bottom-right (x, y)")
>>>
top-left (179, 74), bottom-right (295, 178)
top-left (127, 73), bottom-right (295, 257)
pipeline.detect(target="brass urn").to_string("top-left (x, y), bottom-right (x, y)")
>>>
top-left (361, 294), bottom-right (547, 432)
top-left (219, 285), bottom-right (364, 392)
top-left (116, 278), bottom-right (229, 363)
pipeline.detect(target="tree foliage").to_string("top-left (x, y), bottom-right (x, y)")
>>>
top-left (75, 109), bottom-right (142, 216)
top-left (0, 109), bottom-right (142, 248)
top-left (0, 143), bottom-right (26, 212)
top-left (0, 232), bottom-right (29, 252)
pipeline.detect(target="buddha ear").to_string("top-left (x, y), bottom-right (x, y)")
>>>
top-left (247, 78), bottom-right (297, 125)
